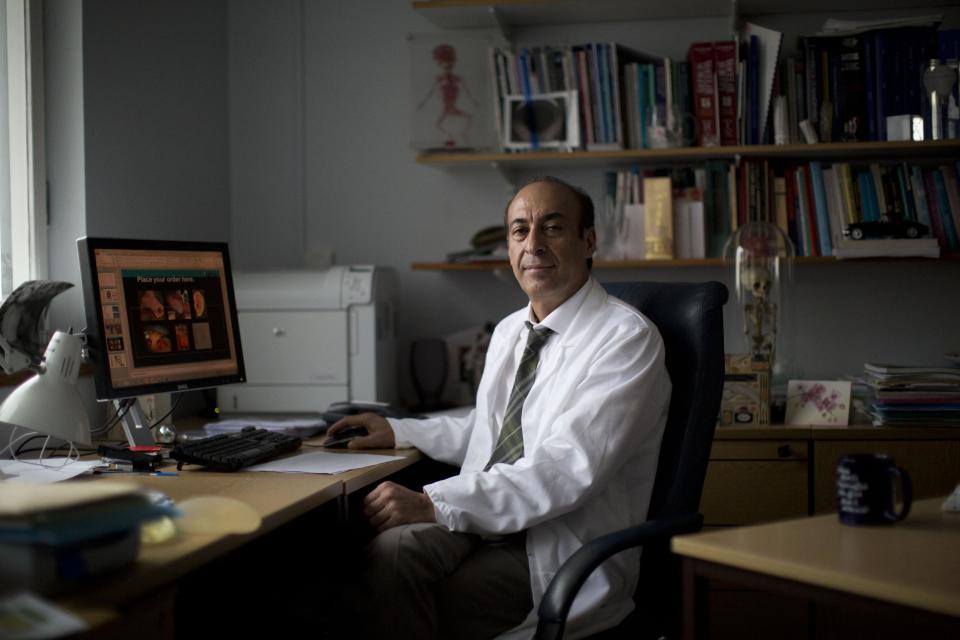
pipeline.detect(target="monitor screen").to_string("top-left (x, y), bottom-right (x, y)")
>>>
top-left (78, 237), bottom-right (246, 400)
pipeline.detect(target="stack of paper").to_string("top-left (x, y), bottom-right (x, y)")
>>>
top-left (0, 482), bottom-right (175, 593)
top-left (862, 362), bottom-right (960, 426)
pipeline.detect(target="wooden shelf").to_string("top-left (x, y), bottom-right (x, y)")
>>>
top-left (416, 140), bottom-right (960, 169)
top-left (409, 256), bottom-right (960, 270)
top-left (412, 0), bottom-right (960, 28)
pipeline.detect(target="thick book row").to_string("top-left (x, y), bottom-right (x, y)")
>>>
top-left (594, 160), bottom-right (960, 262)
top-left (789, 26), bottom-right (960, 144)
top-left (489, 43), bottom-right (697, 150)
top-left (598, 170), bottom-right (707, 260)
top-left (731, 159), bottom-right (960, 257)
top-left (484, 22), bottom-right (959, 152)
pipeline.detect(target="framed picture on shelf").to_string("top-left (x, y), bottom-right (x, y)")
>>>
top-left (503, 91), bottom-right (580, 150)
top-left (408, 32), bottom-right (496, 152)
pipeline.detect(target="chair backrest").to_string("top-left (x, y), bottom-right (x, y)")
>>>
top-left (602, 281), bottom-right (727, 639)
top-left (602, 281), bottom-right (728, 521)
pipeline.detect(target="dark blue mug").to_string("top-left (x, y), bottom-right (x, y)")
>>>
top-left (836, 454), bottom-right (912, 525)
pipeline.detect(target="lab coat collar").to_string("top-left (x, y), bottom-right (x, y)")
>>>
top-left (523, 276), bottom-right (606, 348)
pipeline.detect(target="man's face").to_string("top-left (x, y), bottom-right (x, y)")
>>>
top-left (507, 182), bottom-right (596, 320)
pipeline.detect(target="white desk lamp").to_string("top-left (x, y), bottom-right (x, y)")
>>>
top-left (0, 331), bottom-right (91, 458)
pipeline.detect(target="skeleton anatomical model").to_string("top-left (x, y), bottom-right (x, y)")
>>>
top-left (741, 265), bottom-right (776, 362)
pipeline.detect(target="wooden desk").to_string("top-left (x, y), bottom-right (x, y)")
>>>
top-left (673, 498), bottom-right (960, 639)
top-left (52, 444), bottom-right (422, 638)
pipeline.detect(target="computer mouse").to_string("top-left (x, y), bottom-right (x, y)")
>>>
top-left (323, 425), bottom-right (369, 448)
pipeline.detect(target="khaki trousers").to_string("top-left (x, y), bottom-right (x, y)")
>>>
top-left (358, 523), bottom-right (533, 639)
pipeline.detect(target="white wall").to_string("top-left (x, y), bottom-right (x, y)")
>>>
top-left (227, 1), bottom-right (960, 404)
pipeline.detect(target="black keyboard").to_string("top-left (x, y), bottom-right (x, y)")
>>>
top-left (169, 426), bottom-right (302, 471)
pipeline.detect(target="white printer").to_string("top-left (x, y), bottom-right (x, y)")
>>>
top-left (219, 266), bottom-right (396, 413)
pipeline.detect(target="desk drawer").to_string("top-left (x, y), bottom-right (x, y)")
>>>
top-left (710, 440), bottom-right (808, 461)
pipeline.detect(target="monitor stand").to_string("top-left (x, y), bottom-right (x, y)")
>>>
top-left (115, 399), bottom-right (156, 447)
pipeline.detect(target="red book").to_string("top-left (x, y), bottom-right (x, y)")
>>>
top-left (800, 165), bottom-right (821, 256)
top-left (687, 42), bottom-right (718, 146)
top-left (714, 40), bottom-right (738, 146)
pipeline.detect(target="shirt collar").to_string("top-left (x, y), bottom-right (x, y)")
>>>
top-left (524, 276), bottom-right (595, 339)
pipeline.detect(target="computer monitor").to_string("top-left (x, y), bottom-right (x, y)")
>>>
top-left (78, 237), bottom-right (246, 442)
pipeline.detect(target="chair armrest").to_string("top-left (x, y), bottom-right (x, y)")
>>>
top-left (534, 512), bottom-right (703, 640)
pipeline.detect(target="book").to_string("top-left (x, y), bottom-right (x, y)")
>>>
top-left (743, 22), bottom-right (783, 144)
top-left (621, 203), bottom-right (646, 260)
top-left (673, 187), bottom-right (706, 259)
top-left (715, 40), bottom-right (738, 145)
top-left (924, 169), bottom-right (949, 248)
top-left (808, 161), bottom-right (834, 256)
top-left (911, 165), bottom-right (933, 228)
top-left (720, 354), bottom-right (770, 426)
top-left (940, 164), bottom-right (960, 239)
top-left (857, 170), bottom-right (879, 221)
top-left (932, 169), bottom-right (960, 250)
top-left (688, 42), bottom-right (719, 146)
top-left (822, 167), bottom-right (846, 247)
top-left (643, 177), bottom-right (674, 259)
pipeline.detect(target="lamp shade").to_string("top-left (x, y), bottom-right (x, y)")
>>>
top-left (0, 331), bottom-right (91, 445)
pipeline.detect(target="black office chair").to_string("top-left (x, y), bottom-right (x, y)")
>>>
top-left (535, 281), bottom-right (728, 640)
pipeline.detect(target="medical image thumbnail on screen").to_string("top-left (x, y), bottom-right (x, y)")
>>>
top-left (121, 271), bottom-right (230, 368)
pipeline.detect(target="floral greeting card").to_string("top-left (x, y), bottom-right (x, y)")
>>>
top-left (785, 380), bottom-right (852, 426)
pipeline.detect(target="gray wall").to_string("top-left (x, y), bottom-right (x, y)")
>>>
top-left (26, 0), bottom-right (231, 437)
top-left (36, 1), bottom-right (960, 412)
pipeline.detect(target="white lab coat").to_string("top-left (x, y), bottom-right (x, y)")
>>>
top-left (389, 277), bottom-right (670, 639)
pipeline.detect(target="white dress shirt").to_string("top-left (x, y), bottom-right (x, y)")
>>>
top-left (389, 276), bottom-right (671, 639)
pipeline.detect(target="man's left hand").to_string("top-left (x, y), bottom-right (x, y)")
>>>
top-left (363, 481), bottom-right (436, 532)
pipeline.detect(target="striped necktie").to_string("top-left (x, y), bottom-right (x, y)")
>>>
top-left (485, 322), bottom-right (554, 470)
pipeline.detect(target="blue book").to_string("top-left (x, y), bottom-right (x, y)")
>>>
top-left (863, 31), bottom-right (877, 141)
top-left (857, 171), bottom-right (879, 221)
top-left (809, 162), bottom-right (833, 255)
top-left (911, 165), bottom-right (932, 227)
top-left (896, 164), bottom-right (915, 221)
top-left (597, 43), bottom-right (612, 144)
top-left (588, 43), bottom-right (604, 144)
top-left (874, 30), bottom-right (887, 140)
top-left (933, 170), bottom-right (960, 250)
top-left (636, 64), bottom-right (648, 148)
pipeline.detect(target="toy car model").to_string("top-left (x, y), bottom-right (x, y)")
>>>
top-left (844, 219), bottom-right (930, 240)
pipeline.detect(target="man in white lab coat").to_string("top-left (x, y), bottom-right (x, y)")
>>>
top-left (326, 177), bottom-right (670, 639)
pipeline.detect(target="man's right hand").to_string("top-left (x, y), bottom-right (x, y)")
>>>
top-left (324, 413), bottom-right (396, 449)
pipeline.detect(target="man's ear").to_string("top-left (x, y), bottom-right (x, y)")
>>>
top-left (584, 227), bottom-right (597, 257)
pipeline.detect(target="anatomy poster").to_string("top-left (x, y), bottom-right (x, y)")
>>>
top-left (409, 32), bottom-right (495, 151)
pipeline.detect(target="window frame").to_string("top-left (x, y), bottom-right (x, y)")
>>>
top-left (3, 0), bottom-right (47, 296)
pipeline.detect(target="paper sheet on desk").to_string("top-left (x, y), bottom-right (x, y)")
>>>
top-left (246, 451), bottom-right (405, 475)
top-left (0, 459), bottom-right (99, 484)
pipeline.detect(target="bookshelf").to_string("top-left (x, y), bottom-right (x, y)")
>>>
top-left (412, 255), bottom-right (958, 271)
top-left (412, 0), bottom-right (960, 29)
top-left (417, 140), bottom-right (960, 169)
top-left (410, 1), bottom-right (960, 270)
